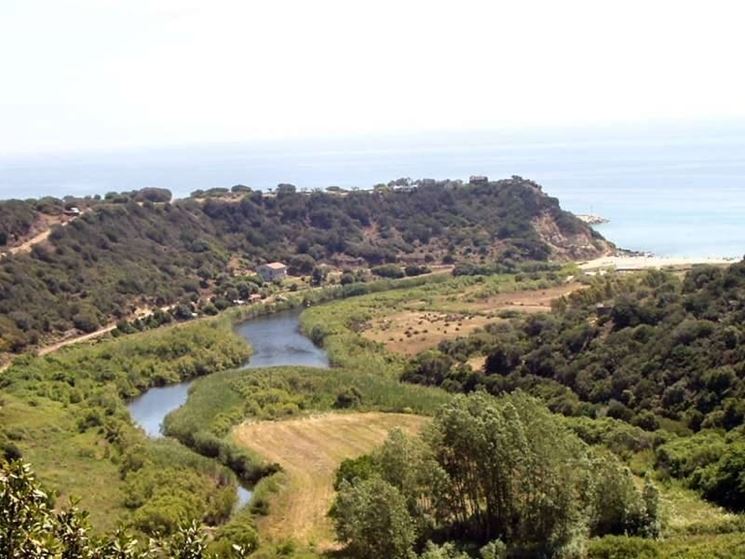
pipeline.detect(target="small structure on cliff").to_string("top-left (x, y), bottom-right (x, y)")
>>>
top-left (469, 175), bottom-right (488, 184)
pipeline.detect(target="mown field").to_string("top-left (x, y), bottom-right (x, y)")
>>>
top-left (233, 413), bottom-right (427, 548)
top-left (298, 270), bottom-right (575, 376)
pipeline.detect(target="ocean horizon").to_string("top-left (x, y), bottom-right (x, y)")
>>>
top-left (1, 123), bottom-right (744, 259)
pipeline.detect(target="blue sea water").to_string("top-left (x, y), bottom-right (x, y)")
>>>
top-left (1, 123), bottom-right (744, 258)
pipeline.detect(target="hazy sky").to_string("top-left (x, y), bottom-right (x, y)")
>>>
top-left (1, 0), bottom-right (744, 156)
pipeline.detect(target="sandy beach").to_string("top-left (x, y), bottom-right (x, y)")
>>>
top-left (579, 255), bottom-right (738, 272)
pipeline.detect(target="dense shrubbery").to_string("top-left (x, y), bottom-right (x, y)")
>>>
top-left (331, 392), bottom-right (659, 559)
top-left (407, 264), bottom-right (745, 432)
top-left (398, 263), bottom-right (745, 511)
top-left (0, 178), bottom-right (605, 352)
top-left (0, 200), bottom-right (43, 246)
top-left (656, 429), bottom-right (745, 511)
top-left (166, 366), bottom-right (450, 447)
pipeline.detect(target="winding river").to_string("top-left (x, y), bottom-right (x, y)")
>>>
top-left (127, 308), bottom-right (330, 508)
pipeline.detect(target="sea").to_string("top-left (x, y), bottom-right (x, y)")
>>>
top-left (1, 122), bottom-right (744, 259)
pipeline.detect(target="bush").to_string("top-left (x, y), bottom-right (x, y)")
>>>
top-left (404, 264), bottom-right (431, 277)
top-left (334, 386), bottom-right (363, 409)
top-left (372, 264), bottom-right (405, 279)
top-left (587, 536), bottom-right (660, 559)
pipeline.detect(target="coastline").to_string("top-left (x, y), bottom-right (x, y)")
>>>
top-left (578, 254), bottom-right (737, 272)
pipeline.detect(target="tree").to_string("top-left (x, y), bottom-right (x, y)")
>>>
top-left (311, 265), bottom-right (328, 287)
top-left (330, 393), bottom-right (653, 556)
top-left (72, 308), bottom-right (100, 333)
top-left (330, 477), bottom-right (415, 559)
top-left (401, 351), bottom-right (455, 386)
top-left (334, 386), bottom-right (363, 409)
top-left (484, 345), bottom-right (519, 375)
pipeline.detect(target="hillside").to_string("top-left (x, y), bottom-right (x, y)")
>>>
top-left (411, 263), bottom-right (745, 431)
top-left (0, 177), bottom-right (611, 353)
top-left (397, 262), bottom-right (745, 513)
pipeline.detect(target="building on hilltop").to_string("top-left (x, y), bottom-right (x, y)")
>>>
top-left (257, 262), bottom-right (288, 283)
top-left (469, 175), bottom-right (488, 184)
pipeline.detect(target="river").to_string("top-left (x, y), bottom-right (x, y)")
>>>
top-left (126, 308), bottom-right (330, 509)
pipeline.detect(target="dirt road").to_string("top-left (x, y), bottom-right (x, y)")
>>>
top-left (36, 324), bottom-right (117, 356)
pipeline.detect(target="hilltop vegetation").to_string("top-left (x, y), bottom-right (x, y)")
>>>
top-left (0, 177), bottom-right (609, 353)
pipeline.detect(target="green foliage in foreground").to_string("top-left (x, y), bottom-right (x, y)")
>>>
top-left (331, 392), bottom-right (660, 559)
top-left (0, 459), bottom-right (253, 558)
top-left (587, 533), bottom-right (745, 558)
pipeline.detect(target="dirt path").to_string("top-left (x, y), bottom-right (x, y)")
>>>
top-left (1, 212), bottom-right (83, 259)
top-left (232, 412), bottom-right (428, 548)
top-left (579, 255), bottom-right (735, 272)
top-left (8, 228), bottom-right (53, 255)
top-left (36, 324), bottom-right (117, 356)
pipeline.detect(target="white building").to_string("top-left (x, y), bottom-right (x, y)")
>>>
top-left (257, 262), bottom-right (288, 282)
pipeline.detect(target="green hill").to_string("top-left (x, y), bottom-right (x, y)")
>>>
top-left (0, 177), bottom-right (610, 352)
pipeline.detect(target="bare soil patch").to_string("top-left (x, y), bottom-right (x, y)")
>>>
top-left (232, 412), bottom-right (427, 548)
top-left (364, 311), bottom-right (494, 356)
top-left (455, 282), bottom-right (585, 313)
top-left (362, 283), bottom-right (585, 356)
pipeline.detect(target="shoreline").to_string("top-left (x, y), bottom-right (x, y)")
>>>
top-left (579, 254), bottom-right (738, 272)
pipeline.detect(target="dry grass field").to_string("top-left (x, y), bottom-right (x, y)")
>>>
top-left (452, 282), bottom-right (585, 313)
top-left (362, 282), bottom-right (585, 356)
top-left (232, 412), bottom-right (428, 548)
top-left (363, 311), bottom-right (494, 356)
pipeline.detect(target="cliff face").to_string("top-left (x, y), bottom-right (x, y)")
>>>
top-left (532, 211), bottom-right (614, 260)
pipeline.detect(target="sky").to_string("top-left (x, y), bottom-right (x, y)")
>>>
top-left (1, 0), bottom-right (745, 156)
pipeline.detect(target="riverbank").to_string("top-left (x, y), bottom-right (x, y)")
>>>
top-left (0, 318), bottom-right (251, 534)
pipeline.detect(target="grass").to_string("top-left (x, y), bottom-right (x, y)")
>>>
top-left (660, 481), bottom-right (741, 535)
top-left (8, 266), bottom-right (742, 557)
top-left (166, 366), bottom-right (450, 438)
top-left (299, 272), bottom-right (580, 368)
top-left (363, 310), bottom-right (497, 356)
top-left (0, 392), bottom-right (125, 532)
top-left (231, 412), bottom-right (428, 548)
top-left (0, 316), bottom-right (251, 533)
